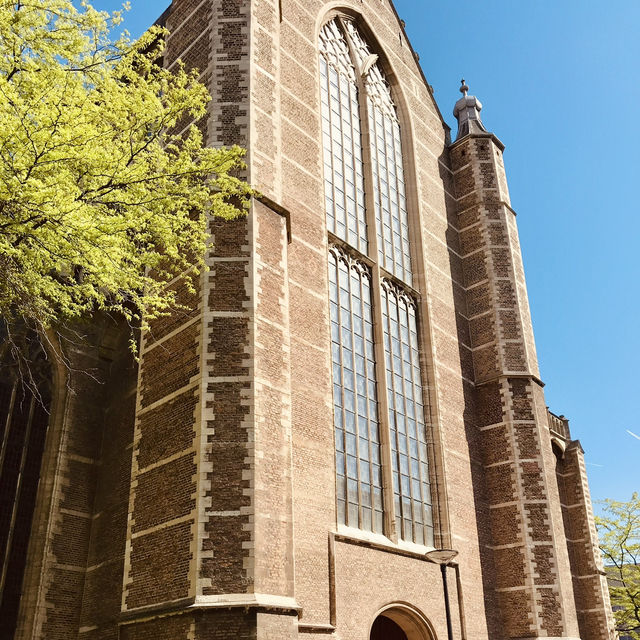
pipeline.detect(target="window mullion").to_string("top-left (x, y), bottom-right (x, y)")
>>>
top-left (347, 34), bottom-right (398, 543)
top-left (370, 267), bottom-right (396, 541)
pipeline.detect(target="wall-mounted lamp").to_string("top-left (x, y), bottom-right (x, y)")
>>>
top-left (425, 549), bottom-right (459, 640)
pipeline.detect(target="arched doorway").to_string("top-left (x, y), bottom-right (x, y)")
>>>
top-left (369, 605), bottom-right (435, 640)
top-left (371, 615), bottom-right (409, 640)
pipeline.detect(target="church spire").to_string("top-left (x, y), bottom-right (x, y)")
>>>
top-left (453, 79), bottom-right (487, 140)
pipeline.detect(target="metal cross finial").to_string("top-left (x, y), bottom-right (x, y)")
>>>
top-left (460, 78), bottom-right (469, 97)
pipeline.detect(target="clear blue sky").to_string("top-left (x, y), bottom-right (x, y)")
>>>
top-left (391, 0), bottom-right (640, 508)
top-left (92, 0), bottom-right (639, 506)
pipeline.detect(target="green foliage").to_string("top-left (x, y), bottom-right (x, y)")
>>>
top-left (596, 492), bottom-right (640, 639)
top-left (0, 0), bottom-right (252, 351)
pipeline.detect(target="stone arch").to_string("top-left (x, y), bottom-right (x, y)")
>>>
top-left (369, 603), bottom-right (437, 640)
top-left (314, 3), bottom-right (418, 134)
top-left (551, 437), bottom-right (566, 459)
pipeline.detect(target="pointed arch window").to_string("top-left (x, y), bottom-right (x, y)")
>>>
top-left (320, 16), bottom-right (434, 546)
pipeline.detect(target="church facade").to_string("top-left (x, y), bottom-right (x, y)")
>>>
top-left (0, 1), bottom-right (615, 639)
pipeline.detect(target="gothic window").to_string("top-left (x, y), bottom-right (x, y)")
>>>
top-left (343, 21), bottom-right (412, 285)
top-left (320, 21), bottom-right (368, 254)
top-left (381, 282), bottom-right (433, 545)
top-left (320, 16), bottom-right (434, 546)
top-left (329, 248), bottom-right (384, 533)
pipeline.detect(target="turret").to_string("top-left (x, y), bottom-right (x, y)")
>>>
top-left (453, 79), bottom-right (487, 139)
top-left (449, 81), bottom-right (585, 640)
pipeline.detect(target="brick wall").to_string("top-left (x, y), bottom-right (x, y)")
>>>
top-left (555, 441), bottom-right (616, 639)
top-left (450, 132), bottom-right (581, 637)
top-left (121, 2), bottom-right (260, 638)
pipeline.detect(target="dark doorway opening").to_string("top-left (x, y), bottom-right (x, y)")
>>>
top-left (371, 615), bottom-right (409, 640)
top-left (0, 350), bottom-right (52, 640)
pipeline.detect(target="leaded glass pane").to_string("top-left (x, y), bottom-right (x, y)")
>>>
top-left (329, 247), bottom-right (382, 532)
top-left (381, 279), bottom-right (434, 546)
top-left (320, 21), bottom-right (368, 253)
top-left (344, 20), bottom-right (413, 285)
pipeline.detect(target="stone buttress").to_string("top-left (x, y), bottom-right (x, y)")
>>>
top-left (550, 413), bottom-right (616, 640)
top-left (119, 1), bottom-right (296, 638)
top-left (450, 81), bottom-right (592, 640)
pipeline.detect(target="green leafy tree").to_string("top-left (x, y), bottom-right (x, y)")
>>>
top-left (0, 0), bottom-right (251, 367)
top-left (596, 492), bottom-right (640, 639)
